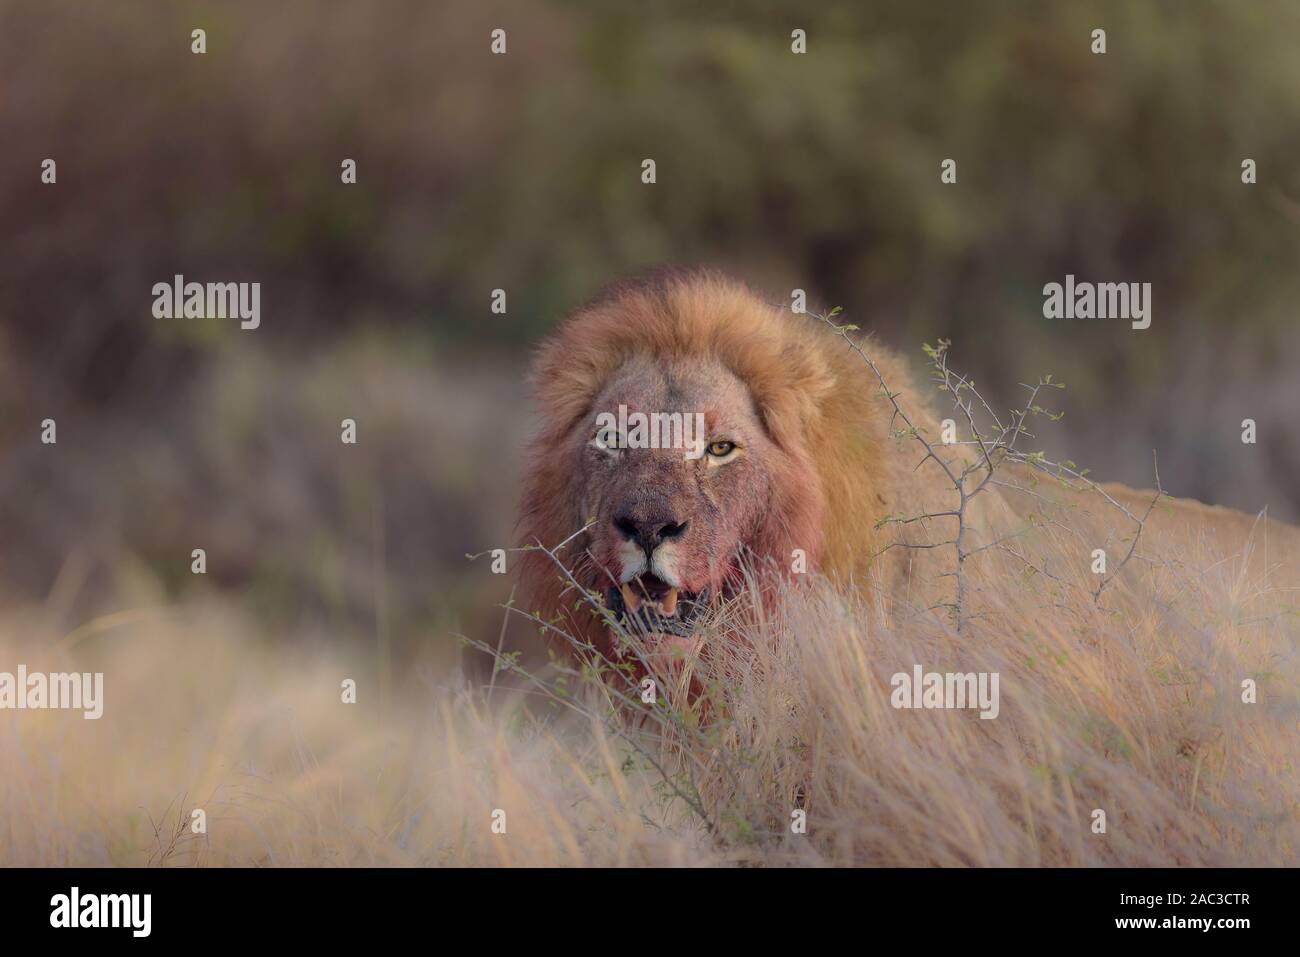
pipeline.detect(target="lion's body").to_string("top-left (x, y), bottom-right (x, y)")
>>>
top-left (1097, 482), bottom-right (1300, 590)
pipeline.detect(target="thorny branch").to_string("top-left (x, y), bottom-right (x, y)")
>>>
top-left (810, 311), bottom-right (1163, 629)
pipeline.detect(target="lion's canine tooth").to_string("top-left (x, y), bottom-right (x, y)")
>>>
top-left (660, 587), bottom-right (679, 617)
top-left (620, 582), bottom-right (641, 612)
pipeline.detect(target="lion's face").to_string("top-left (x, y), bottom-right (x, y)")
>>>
top-left (520, 272), bottom-right (837, 657)
top-left (574, 354), bottom-right (778, 636)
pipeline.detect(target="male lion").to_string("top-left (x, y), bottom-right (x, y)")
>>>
top-left (516, 268), bottom-right (1300, 661)
top-left (515, 268), bottom-right (968, 658)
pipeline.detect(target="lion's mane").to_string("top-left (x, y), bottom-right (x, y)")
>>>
top-left (515, 268), bottom-right (955, 650)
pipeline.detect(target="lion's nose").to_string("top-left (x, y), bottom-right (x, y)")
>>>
top-left (613, 513), bottom-right (688, 555)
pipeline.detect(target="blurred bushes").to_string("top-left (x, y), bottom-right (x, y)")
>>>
top-left (4, 1), bottom-right (1298, 381)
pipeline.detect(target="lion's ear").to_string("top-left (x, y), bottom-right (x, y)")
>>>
top-left (757, 396), bottom-right (809, 454)
top-left (747, 340), bottom-right (833, 563)
top-left (754, 342), bottom-right (834, 453)
top-left (529, 336), bottom-right (613, 442)
top-left (755, 441), bottom-right (826, 572)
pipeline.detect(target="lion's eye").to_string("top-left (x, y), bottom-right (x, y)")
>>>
top-left (706, 440), bottom-right (737, 459)
top-left (592, 428), bottom-right (624, 451)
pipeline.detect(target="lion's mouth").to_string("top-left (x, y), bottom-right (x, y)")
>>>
top-left (605, 573), bottom-right (710, 638)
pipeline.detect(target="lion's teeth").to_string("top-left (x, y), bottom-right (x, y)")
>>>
top-left (620, 582), bottom-right (641, 613)
top-left (660, 587), bottom-right (679, 617)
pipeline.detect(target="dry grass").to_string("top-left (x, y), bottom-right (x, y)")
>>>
top-left (2, 476), bottom-right (1297, 867)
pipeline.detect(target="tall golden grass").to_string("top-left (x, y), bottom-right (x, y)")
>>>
top-left (3, 473), bottom-right (1297, 867)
